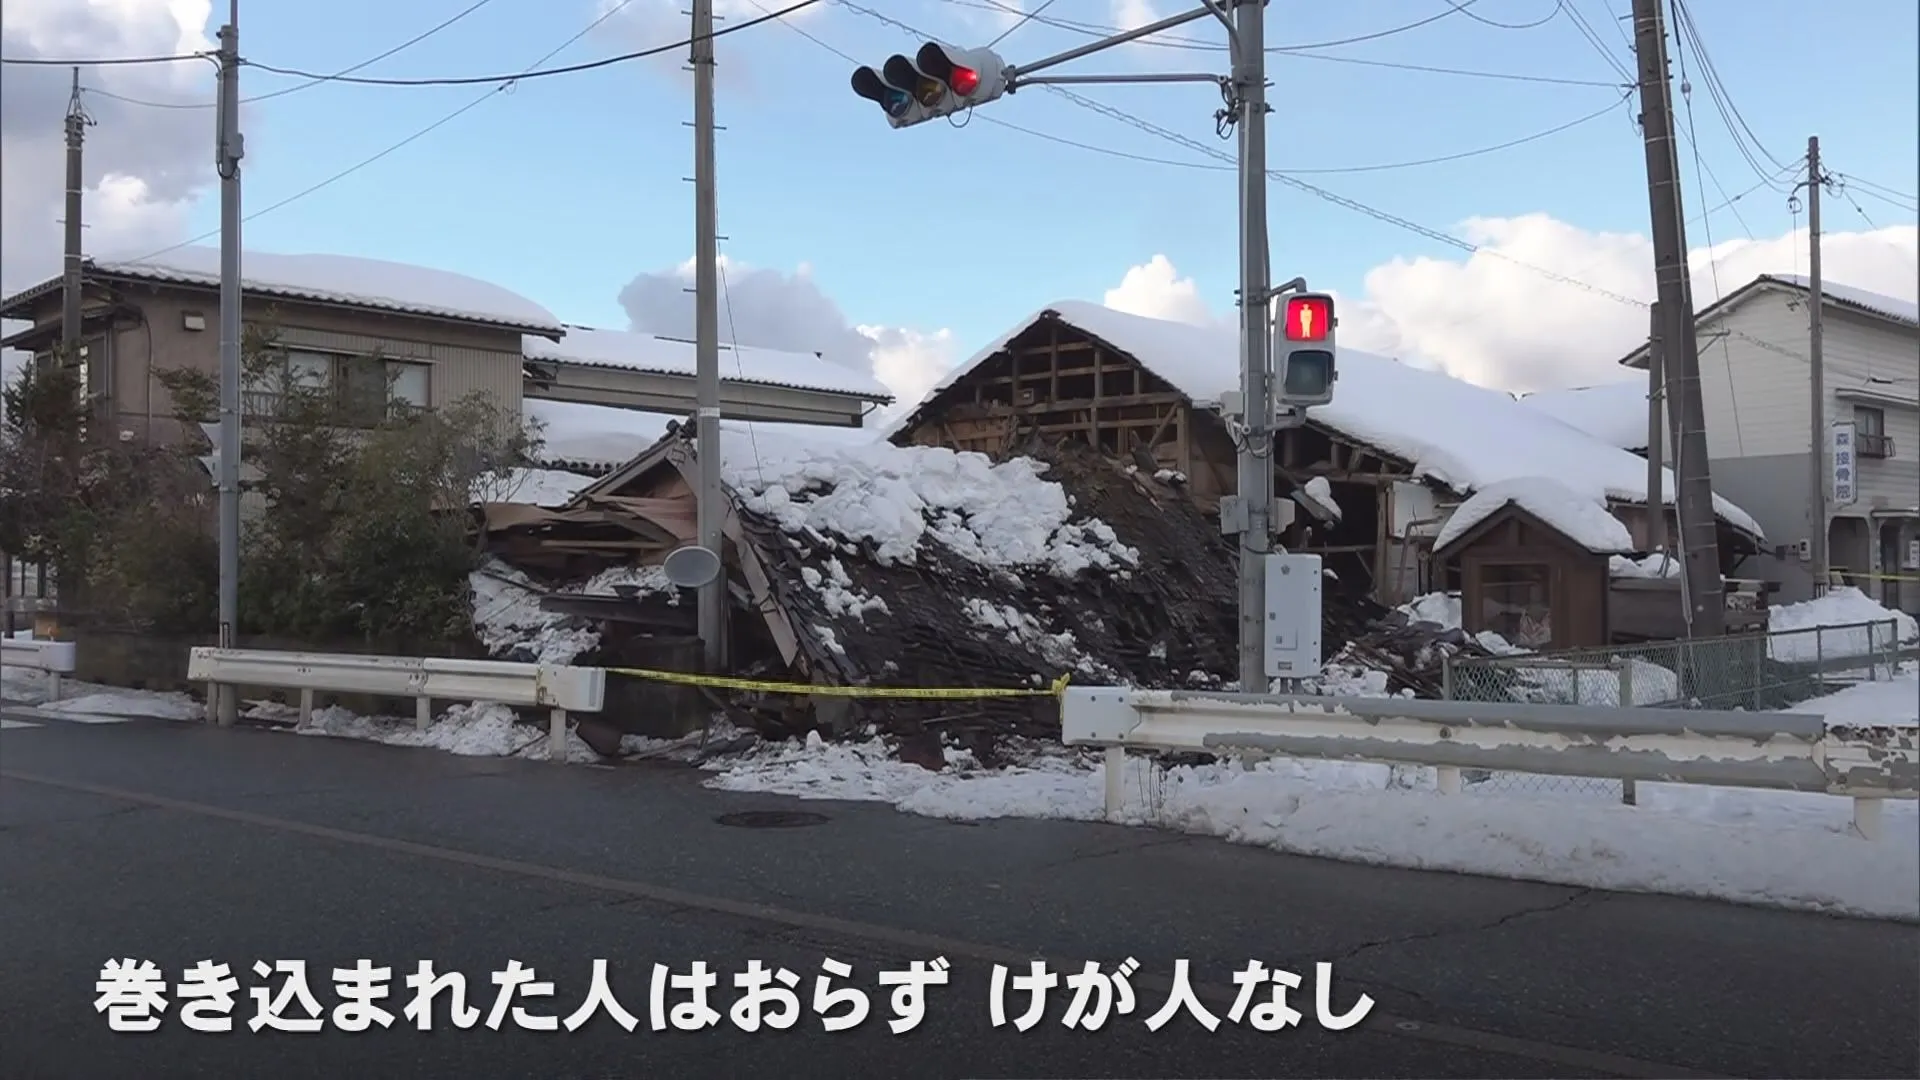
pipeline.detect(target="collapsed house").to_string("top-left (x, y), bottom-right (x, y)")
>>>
top-left (467, 299), bottom-right (1777, 744)
top-left (880, 301), bottom-right (1772, 647)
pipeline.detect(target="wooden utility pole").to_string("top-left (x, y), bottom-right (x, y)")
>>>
top-left (1803, 135), bottom-right (1830, 594)
top-left (1631, 0), bottom-right (1724, 636)
top-left (61, 68), bottom-right (88, 373)
top-left (1645, 302), bottom-right (1666, 554)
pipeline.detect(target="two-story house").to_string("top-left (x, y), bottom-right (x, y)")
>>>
top-left (1615, 273), bottom-right (1920, 612)
top-left (0, 247), bottom-right (893, 448)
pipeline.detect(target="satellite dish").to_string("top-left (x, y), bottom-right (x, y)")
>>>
top-left (662, 544), bottom-right (722, 589)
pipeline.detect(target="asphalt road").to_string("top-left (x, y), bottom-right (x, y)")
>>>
top-left (1, 708), bottom-right (1916, 1080)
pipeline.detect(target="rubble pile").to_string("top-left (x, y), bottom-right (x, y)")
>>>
top-left (1322, 607), bottom-right (1509, 698)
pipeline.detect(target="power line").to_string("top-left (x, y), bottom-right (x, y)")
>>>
top-left (1673, 20), bottom-right (1746, 453)
top-left (1831, 172), bottom-right (1918, 213)
top-left (1559, 0), bottom-right (1633, 82)
top-left (1, 51), bottom-right (209, 67)
top-left (923, 0), bottom-right (1498, 54)
top-left (1441, 0), bottom-right (1566, 30)
top-left (1668, 0), bottom-right (1793, 189)
top-left (243, 0), bottom-right (818, 86)
top-left (986, 0), bottom-right (1058, 50)
top-left (118, 0), bottom-right (643, 266)
top-left (79, 0), bottom-right (505, 111)
top-left (1280, 49), bottom-right (1624, 89)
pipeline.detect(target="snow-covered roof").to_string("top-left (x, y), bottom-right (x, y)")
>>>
top-left (524, 398), bottom-right (880, 474)
top-left (1434, 476), bottom-right (1637, 555)
top-left (476, 467), bottom-right (597, 508)
top-left (525, 326), bottom-right (892, 400)
top-left (897, 301), bottom-right (1763, 539)
top-left (525, 399), bottom-right (675, 469)
top-left (79, 247), bottom-right (564, 334)
top-left (1516, 381), bottom-right (1650, 451)
top-left (1762, 274), bottom-right (1919, 327)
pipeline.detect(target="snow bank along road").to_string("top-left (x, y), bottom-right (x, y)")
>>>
top-left (2, 719), bottom-right (1915, 1079)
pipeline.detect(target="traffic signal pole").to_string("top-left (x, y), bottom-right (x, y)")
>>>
top-left (851, 2), bottom-right (1286, 692)
top-left (1227, 0), bottom-right (1277, 694)
top-left (691, 0), bottom-right (727, 671)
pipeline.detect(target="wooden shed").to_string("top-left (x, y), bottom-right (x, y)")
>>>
top-left (1433, 502), bottom-right (1613, 651)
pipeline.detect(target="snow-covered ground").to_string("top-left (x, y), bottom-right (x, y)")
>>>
top-left (703, 671), bottom-right (1920, 921)
top-left (0, 665), bottom-right (204, 719)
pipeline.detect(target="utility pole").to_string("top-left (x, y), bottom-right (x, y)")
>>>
top-left (214, 0), bottom-right (245, 725)
top-left (61, 68), bottom-right (88, 378)
top-left (1631, 0), bottom-right (1724, 637)
top-left (1645, 301), bottom-right (1665, 554)
top-left (1231, 0), bottom-right (1274, 692)
top-left (691, 0), bottom-right (726, 671)
top-left (1803, 135), bottom-right (1828, 594)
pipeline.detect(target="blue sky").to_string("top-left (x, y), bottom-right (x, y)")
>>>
top-left (143, 0), bottom-right (1911, 347)
top-left (4, 0), bottom-right (1914, 396)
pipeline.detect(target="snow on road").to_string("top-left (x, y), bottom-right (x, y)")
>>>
top-left (704, 675), bottom-right (1920, 922)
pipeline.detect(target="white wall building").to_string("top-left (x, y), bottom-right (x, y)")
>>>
top-left (1614, 274), bottom-right (1920, 612)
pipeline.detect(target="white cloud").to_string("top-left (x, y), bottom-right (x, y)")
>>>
top-left (615, 257), bottom-right (957, 426)
top-left (1100, 218), bottom-right (1920, 394)
top-left (1103, 253), bottom-right (1216, 326)
top-left (1, 0), bottom-right (220, 294)
top-left (1109, 0), bottom-right (1164, 31)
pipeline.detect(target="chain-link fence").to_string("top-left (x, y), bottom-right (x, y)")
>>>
top-left (1439, 619), bottom-right (1909, 801)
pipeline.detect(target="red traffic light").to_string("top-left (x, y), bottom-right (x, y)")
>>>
top-left (1282, 295), bottom-right (1333, 342)
top-left (949, 65), bottom-right (980, 95)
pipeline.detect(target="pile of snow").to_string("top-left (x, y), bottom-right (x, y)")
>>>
top-left (891, 301), bottom-right (1763, 539)
top-left (728, 443), bottom-right (1141, 580)
top-left (92, 247), bottom-right (562, 332)
top-left (1769, 587), bottom-right (1919, 662)
top-left (1610, 552), bottom-right (1682, 578)
top-left (701, 681), bottom-right (1920, 921)
top-left (1399, 591), bottom-right (1464, 629)
top-left (526, 326), bottom-right (891, 399)
top-left (285, 701), bottom-right (598, 763)
top-left (468, 557), bottom-right (678, 664)
top-left (1434, 476), bottom-right (1635, 554)
top-left (1296, 476), bottom-right (1343, 521)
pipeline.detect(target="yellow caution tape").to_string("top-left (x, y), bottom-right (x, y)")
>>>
top-left (606, 667), bottom-right (1072, 699)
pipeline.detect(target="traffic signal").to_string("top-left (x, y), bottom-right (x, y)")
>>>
top-left (851, 42), bottom-right (1007, 128)
top-left (1275, 292), bottom-right (1338, 408)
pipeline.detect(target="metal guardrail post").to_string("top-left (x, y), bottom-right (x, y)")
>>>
top-left (1616, 658), bottom-right (1638, 806)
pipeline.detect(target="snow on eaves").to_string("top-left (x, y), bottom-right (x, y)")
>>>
top-left (727, 442), bottom-right (1140, 579)
top-left (85, 247), bottom-right (562, 333)
top-left (893, 300), bottom-right (1763, 540)
top-left (525, 325), bottom-right (893, 400)
top-left (1517, 381), bottom-right (1651, 451)
top-left (1434, 476), bottom-right (1637, 554)
top-left (1763, 274), bottom-right (1920, 327)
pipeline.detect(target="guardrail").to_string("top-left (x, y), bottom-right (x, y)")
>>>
top-left (1, 638), bottom-right (77, 701)
top-left (187, 648), bottom-right (607, 761)
top-left (1061, 686), bottom-right (1919, 841)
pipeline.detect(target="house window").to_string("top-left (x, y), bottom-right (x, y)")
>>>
top-left (246, 349), bottom-right (431, 422)
top-left (1854, 406), bottom-right (1892, 459)
top-left (1477, 562), bottom-right (1554, 649)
